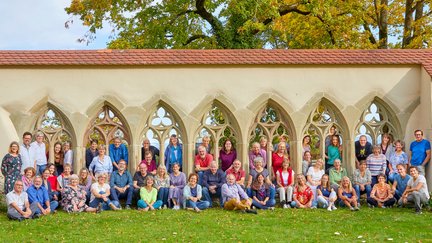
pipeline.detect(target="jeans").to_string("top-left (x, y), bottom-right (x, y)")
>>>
top-left (393, 189), bottom-right (403, 201)
top-left (36, 164), bottom-right (47, 176)
top-left (354, 184), bottom-right (372, 204)
top-left (137, 199), bottom-right (163, 209)
top-left (252, 199), bottom-right (276, 209)
top-left (89, 191), bottom-right (120, 210)
top-left (110, 187), bottom-right (133, 206)
top-left (197, 171), bottom-right (205, 185)
top-left (371, 176), bottom-right (378, 187)
top-left (202, 187), bottom-right (222, 207)
top-left (317, 191), bottom-right (337, 208)
top-left (186, 200), bottom-right (210, 210)
top-left (34, 201), bottom-right (59, 214)
top-left (157, 187), bottom-right (169, 207)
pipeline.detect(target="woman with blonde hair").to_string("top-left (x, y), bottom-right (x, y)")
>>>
top-left (316, 174), bottom-right (337, 211)
top-left (155, 164), bottom-right (170, 208)
top-left (338, 176), bottom-right (359, 211)
top-left (276, 158), bottom-right (294, 208)
top-left (291, 174), bottom-right (313, 208)
top-left (307, 158), bottom-right (325, 203)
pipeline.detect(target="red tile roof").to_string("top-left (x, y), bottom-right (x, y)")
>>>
top-left (0, 49), bottom-right (431, 74)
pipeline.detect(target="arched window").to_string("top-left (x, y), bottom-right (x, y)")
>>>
top-left (249, 103), bottom-right (292, 161)
top-left (142, 105), bottom-right (184, 163)
top-left (33, 106), bottom-right (74, 163)
top-left (355, 100), bottom-right (399, 144)
top-left (84, 105), bottom-right (130, 151)
top-left (303, 100), bottom-right (344, 160)
top-left (195, 102), bottom-right (237, 162)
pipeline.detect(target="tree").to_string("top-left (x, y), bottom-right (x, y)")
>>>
top-left (65, 0), bottom-right (432, 49)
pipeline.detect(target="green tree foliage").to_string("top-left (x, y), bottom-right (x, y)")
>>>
top-left (65, 0), bottom-right (432, 49)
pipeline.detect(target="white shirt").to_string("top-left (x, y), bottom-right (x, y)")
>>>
top-left (20, 143), bottom-right (34, 173)
top-left (6, 190), bottom-right (28, 213)
top-left (90, 182), bottom-right (110, 202)
top-left (408, 175), bottom-right (430, 199)
top-left (64, 150), bottom-right (73, 166)
top-left (30, 141), bottom-right (47, 166)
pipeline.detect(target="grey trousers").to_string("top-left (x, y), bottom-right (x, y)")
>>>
top-left (399, 191), bottom-right (429, 211)
top-left (7, 202), bottom-right (39, 220)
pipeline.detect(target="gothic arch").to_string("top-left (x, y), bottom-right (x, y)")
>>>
top-left (193, 98), bottom-right (242, 163)
top-left (32, 102), bottom-right (77, 163)
top-left (355, 97), bottom-right (403, 144)
top-left (140, 99), bottom-right (188, 163)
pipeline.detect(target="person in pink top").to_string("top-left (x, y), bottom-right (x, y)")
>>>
top-left (194, 145), bottom-right (213, 185)
top-left (139, 151), bottom-right (157, 175)
top-left (272, 142), bottom-right (288, 178)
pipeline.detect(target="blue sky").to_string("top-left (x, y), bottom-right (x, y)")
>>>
top-left (0, 0), bottom-right (108, 50)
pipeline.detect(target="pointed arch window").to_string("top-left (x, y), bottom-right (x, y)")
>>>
top-left (85, 105), bottom-right (130, 151)
top-left (355, 101), bottom-right (399, 144)
top-left (195, 103), bottom-right (237, 163)
top-left (34, 107), bottom-right (74, 162)
top-left (303, 100), bottom-right (343, 160)
top-left (142, 105), bottom-right (184, 163)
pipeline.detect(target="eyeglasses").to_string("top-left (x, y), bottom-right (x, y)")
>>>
top-left (415, 134), bottom-right (422, 136)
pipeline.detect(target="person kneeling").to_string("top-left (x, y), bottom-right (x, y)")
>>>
top-left (251, 173), bottom-right (275, 210)
top-left (183, 173), bottom-right (210, 212)
top-left (137, 177), bottom-right (162, 211)
top-left (367, 173), bottom-right (396, 208)
top-left (222, 174), bottom-right (257, 214)
top-left (291, 174), bottom-right (313, 209)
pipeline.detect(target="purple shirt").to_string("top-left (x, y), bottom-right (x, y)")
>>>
top-left (140, 160), bottom-right (157, 173)
top-left (219, 149), bottom-right (237, 171)
top-left (248, 149), bottom-right (267, 170)
top-left (221, 182), bottom-right (249, 204)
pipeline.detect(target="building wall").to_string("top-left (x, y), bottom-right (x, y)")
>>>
top-left (0, 64), bottom-right (430, 187)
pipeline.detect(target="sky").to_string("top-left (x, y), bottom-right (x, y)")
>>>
top-left (0, 0), bottom-right (109, 50)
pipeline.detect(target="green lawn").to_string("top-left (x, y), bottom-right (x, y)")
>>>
top-left (0, 203), bottom-right (430, 242)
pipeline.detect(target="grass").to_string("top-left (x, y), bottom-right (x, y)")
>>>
top-left (0, 198), bottom-right (431, 243)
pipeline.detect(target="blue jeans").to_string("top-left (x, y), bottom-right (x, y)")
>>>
top-left (186, 200), bottom-right (210, 210)
top-left (36, 164), bottom-right (47, 176)
top-left (252, 199), bottom-right (275, 209)
top-left (89, 191), bottom-right (120, 210)
top-left (110, 187), bottom-right (133, 206)
top-left (394, 189), bottom-right (403, 201)
top-left (137, 199), bottom-right (162, 209)
top-left (157, 187), bottom-right (169, 207)
top-left (354, 184), bottom-right (372, 204)
top-left (202, 187), bottom-right (222, 207)
top-left (197, 171), bottom-right (205, 185)
top-left (35, 200), bottom-right (59, 214)
top-left (247, 186), bottom-right (276, 200)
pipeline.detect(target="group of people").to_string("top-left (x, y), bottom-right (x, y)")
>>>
top-left (1, 129), bottom-right (431, 220)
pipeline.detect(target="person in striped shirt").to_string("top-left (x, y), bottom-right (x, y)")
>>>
top-left (366, 145), bottom-right (386, 187)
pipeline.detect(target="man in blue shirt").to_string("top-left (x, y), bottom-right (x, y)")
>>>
top-left (109, 137), bottom-right (129, 171)
top-left (110, 160), bottom-right (133, 209)
top-left (391, 164), bottom-right (411, 201)
top-left (409, 129), bottom-right (431, 175)
top-left (27, 176), bottom-right (58, 216)
top-left (202, 161), bottom-right (226, 207)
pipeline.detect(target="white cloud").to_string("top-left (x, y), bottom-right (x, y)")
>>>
top-left (0, 0), bottom-right (110, 50)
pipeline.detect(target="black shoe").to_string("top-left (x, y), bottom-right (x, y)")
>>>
top-left (96, 203), bottom-right (102, 213)
top-left (415, 210), bottom-right (423, 215)
top-left (32, 213), bottom-right (41, 219)
top-left (280, 200), bottom-right (286, 207)
top-left (245, 209), bottom-right (258, 214)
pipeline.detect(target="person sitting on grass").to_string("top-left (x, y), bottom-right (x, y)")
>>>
top-left (183, 173), bottom-right (210, 212)
top-left (251, 173), bottom-right (275, 210)
top-left (276, 158), bottom-right (294, 208)
top-left (133, 163), bottom-right (149, 201)
top-left (399, 166), bottom-right (430, 214)
top-left (338, 176), bottom-right (359, 211)
top-left (22, 167), bottom-right (36, 191)
top-left (367, 173), bottom-right (396, 208)
top-left (225, 159), bottom-right (245, 188)
top-left (202, 161), bottom-right (226, 207)
top-left (42, 168), bottom-right (59, 204)
top-left (6, 180), bottom-right (38, 221)
top-left (137, 176), bottom-right (162, 211)
top-left (291, 174), bottom-right (313, 209)
top-left (61, 174), bottom-right (98, 213)
top-left (169, 163), bottom-right (186, 210)
top-left (27, 176), bottom-right (58, 216)
top-left (247, 157), bottom-right (275, 200)
top-left (353, 160), bottom-right (372, 206)
top-left (329, 159), bottom-right (347, 191)
top-left (154, 165), bottom-right (170, 209)
top-left (316, 174), bottom-right (337, 211)
top-left (110, 159), bottom-right (133, 210)
top-left (391, 164), bottom-right (411, 201)
top-left (221, 174), bottom-right (257, 214)
top-left (89, 173), bottom-right (120, 211)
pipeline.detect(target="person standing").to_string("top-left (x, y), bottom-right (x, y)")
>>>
top-left (2, 142), bottom-right (22, 194)
top-left (31, 132), bottom-right (47, 175)
top-left (355, 135), bottom-right (373, 169)
top-left (109, 137), bottom-right (129, 171)
top-left (19, 132), bottom-right (34, 175)
top-left (409, 129), bottom-right (431, 175)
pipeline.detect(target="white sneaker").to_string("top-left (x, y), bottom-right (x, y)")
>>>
top-left (331, 205), bottom-right (337, 210)
top-left (283, 204), bottom-right (288, 209)
top-left (172, 205), bottom-right (180, 210)
top-left (327, 206), bottom-right (332, 211)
